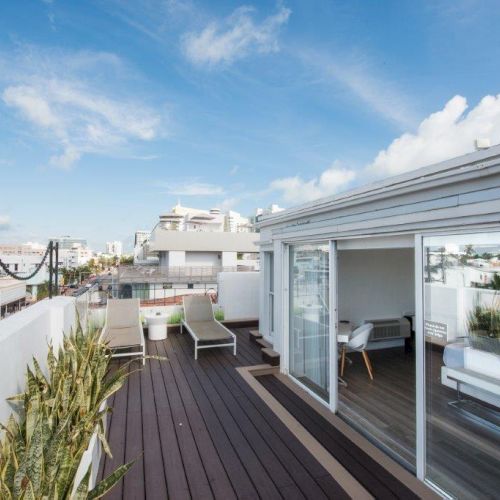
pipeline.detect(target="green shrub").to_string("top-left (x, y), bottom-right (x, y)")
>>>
top-left (168, 311), bottom-right (184, 324)
top-left (467, 303), bottom-right (500, 339)
top-left (0, 323), bottom-right (134, 498)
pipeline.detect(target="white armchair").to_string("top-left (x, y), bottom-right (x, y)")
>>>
top-left (341, 323), bottom-right (374, 380)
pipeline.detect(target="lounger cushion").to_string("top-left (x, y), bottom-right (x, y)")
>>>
top-left (106, 298), bottom-right (141, 329)
top-left (103, 326), bottom-right (142, 349)
top-left (187, 321), bottom-right (232, 341)
top-left (183, 295), bottom-right (214, 322)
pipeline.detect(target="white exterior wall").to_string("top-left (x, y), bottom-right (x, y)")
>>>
top-left (218, 272), bottom-right (260, 320)
top-left (185, 251), bottom-right (220, 267)
top-left (0, 253), bottom-right (49, 285)
top-left (169, 250), bottom-right (186, 267)
top-left (221, 251), bottom-right (237, 268)
top-left (0, 297), bottom-right (76, 422)
top-left (0, 281), bottom-right (26, 306)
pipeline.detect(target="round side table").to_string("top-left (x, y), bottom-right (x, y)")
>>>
top-left (146, 314), bottom-right (168, 341)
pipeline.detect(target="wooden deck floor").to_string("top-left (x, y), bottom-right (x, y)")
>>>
top-left (337, 346), bottom-right (500, 499)
top-left (99, 328), bottom-right (350, 499)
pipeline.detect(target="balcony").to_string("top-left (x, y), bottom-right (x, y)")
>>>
top-left (96, 327), bottom-right (434, 499)
top-left (0, 289), bottom-right (435, 499)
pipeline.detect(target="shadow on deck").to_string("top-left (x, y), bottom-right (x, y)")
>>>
top-left (99, 328), bottom-right (434, 499)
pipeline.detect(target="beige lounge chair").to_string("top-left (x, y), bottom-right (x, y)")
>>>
top-left (101, 298), bottom-right (146, 365)
top-left (181, 295), bottom-right (236, 360)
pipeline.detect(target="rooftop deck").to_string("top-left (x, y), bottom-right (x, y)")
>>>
top-left (99, 328), bottom-right (430, 499)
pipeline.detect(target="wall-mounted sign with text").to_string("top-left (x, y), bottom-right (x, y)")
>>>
top-left (424, 320), bottom-right (447, 340)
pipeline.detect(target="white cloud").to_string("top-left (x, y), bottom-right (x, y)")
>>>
top-left (270, 163), bottom-right (356, 204)
top-left (219, 197), bottom-right (238, 211)
top-left (0, 48), bottom-right (164, 169)
top-left (182, 5), bottom-right (291, 66)
top-left (298, 49), bottom-right (418, 129)
top-left (368, 94), bottom-right (500, 177)
top-left (0, 215), bottom-right (10, 230)
top-left (166, 182), bottom-right (225, 196)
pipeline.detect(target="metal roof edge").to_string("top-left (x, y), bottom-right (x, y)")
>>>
top-left (257, 144), bottom-right (500, 228)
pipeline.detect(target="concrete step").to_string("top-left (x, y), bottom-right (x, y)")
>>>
top-left (262, 348), bottom-right (280, 367)
top-left (256, 338), bottom-right (272, 349)
top-left (249, 329), bottom-right (263, 343)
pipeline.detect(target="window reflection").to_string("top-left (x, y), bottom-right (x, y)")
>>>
top-left (424, 233), bottom-right (500, 498)
top-left (289, 243), bottom-right (330, 401)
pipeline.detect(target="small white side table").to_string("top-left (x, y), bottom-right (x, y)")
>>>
top-left (146, 314), bottom-right (168, 341)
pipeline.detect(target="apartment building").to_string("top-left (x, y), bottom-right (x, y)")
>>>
top-left (105, 241), bottom-right (123, 257)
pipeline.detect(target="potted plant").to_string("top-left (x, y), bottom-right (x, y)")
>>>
top-left (467, 297), bottom-right (500, 355)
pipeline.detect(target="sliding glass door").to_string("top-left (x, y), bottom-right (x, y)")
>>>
top-left (289, 243), bottom-right (330, 402)
top-left (422, 232), bottom-right (500, 498)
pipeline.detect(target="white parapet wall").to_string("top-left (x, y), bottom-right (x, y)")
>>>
top-left (218, 271), bottom-right (260, 321)
top-left (0, 296), bottom-right (77, 423)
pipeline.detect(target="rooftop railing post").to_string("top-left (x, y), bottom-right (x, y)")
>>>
top-left (54, 242), bottom-right (59, 296)
top-left (48, 240), bottom-right (53, 299)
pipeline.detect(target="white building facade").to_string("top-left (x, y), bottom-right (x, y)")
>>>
top-left (257, 145), bottom-right (500, 499)
top-left (105, 241), bottom-right (123, 257)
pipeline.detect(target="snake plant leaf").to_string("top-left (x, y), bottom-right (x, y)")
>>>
top-left (72, 466), bottom-right (91, 500)
top-left (87, 461), bottom-right (134, 499)
top-left (96, 423), bottom-right (112, 458)
top-left (24, 415), bottom-right (44, 493)
top-left (0, 478), bottom-right (12, 499)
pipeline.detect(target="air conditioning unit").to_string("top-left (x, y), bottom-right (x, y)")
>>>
top-left (366, 317), bottom-right (411, 341)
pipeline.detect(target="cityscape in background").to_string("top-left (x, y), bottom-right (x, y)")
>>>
top-left (0, 203), bottom-right (283, 317)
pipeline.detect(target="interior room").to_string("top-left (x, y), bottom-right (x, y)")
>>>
top-left (336, 234), bottom-right (500, 499)
top-left (336, 242), bottom-right (416, 469)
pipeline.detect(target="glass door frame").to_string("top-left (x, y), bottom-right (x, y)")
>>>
top-left (281, 239), bottom-right (338, 413)
top-left (415, 226), bottom-right (500, 495)
top-left (263, 251), bottom-right (275, 339)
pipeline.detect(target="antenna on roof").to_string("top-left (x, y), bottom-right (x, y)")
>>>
top-left (475, 138), bottom-right (491, 150)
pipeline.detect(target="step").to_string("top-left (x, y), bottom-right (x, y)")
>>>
top-left (256, 338), bottom-right (272, 349)
top-left (262, 348), bottom-right (280, 367)
top-left (249, 329), bottom-right (263, 343)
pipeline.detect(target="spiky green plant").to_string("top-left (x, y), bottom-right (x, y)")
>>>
top-left (0, 323), bottom-right (136, 499)
top-left (167, 311), bottom-right (184, 324)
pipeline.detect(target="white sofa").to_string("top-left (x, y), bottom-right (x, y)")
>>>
top-left (442, 344), bottom-right (500, 407)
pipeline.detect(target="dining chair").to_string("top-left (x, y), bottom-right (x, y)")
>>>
top-left (341, 323), bottom-right (374, 380)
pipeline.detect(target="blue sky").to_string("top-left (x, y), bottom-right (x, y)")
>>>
top-left (1, 0), bottom-right (500, 251)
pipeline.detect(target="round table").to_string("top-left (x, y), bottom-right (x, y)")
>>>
top-left (146, 313), bottom-right (168, 340)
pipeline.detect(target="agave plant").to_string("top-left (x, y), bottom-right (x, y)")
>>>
top-left (0, 322), bottom-right (136, 499)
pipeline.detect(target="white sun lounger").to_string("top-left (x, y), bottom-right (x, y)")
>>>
top-left (181, 295), bottom-right (236, 360)
top-left (101, 298), bottom-right (146, 365)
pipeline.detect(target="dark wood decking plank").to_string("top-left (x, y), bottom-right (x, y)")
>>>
top-left (167, 333), bottom-right (260, 500)
top-left (196, 351), bottom-right (304, 495)
top-left (261, 375), bottom-right (396, 497)
top-left (174, 332), bottom-right (283, 500)
top-left (149, 347), bottom-right (191, 500)
top-left (259, 374), bottom-right (418, 500)
top-left (156, 339), bottom-right (236, 500)
top-left (153, 341), bottom-right (214, 500)
top-left (214, 346), bottom-right (350, 500)
top-left (140, 351), bottom-right (169, 500)
top-left (203, 349), bottom-right (336, 500)
top-left (123, 360), bottom-right (145, 500)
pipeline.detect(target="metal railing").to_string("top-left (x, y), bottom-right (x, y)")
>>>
top-left (86, 282), bottom-right (218, 308)
top-left (116, 264), bottom-right (258, 284)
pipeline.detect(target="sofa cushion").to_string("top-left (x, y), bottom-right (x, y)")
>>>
top-left (465, 347), bottom-right (500, 380)
top-left (443, 342), bottom-right (466, 368)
